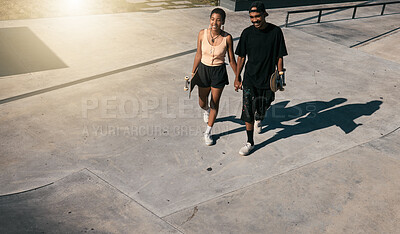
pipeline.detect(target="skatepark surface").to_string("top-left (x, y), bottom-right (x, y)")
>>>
top-left (1, 1), bottom-right (400, 233)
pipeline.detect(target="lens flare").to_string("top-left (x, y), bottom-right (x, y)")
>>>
top-left (58, 0), bottom-right (89, 15)
top-left (69, 0), bottom-right (83, 9)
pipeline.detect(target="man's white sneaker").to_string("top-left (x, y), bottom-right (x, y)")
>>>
top-left (239, 142), bottom-right (254, 156)
top-left (255, 120), bottom-right (262, 134)
top-left (204, 133), bottom-right (213, 146)
top-left (203, 108), bottom-right (210, 123)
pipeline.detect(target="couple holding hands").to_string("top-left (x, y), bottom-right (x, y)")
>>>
top-left (191, 2), bottom-right (288, 156)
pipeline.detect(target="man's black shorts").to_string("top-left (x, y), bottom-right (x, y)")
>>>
top-left (240, 86), bottom-right (275, 123)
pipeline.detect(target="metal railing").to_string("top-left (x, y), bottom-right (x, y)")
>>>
top-left (285, 1), bottom-right (400, 27)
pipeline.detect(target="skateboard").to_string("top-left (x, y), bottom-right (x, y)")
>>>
top-left (184, 69), bottom-right (200, 98)
top-left (270, 70), bottom-right (286, 92)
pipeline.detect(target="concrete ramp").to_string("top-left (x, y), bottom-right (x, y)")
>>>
top-left (0, 169), bottom-right (179, 233)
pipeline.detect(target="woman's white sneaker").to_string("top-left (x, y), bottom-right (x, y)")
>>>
top-left (239, 142), bottom-right (254, 156)
top-left (204, 133), bottom-right (213, 146)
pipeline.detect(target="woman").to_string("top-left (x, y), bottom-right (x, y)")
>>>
top-left (191, 8), bottom-right (237, 146)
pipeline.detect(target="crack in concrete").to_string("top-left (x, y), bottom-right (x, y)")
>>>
top-left (180, 206), bottom-right (198, 226)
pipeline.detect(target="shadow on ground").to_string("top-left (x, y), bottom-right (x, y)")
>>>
top-left (0, 27), bottom-right (67, 77)
top-left (215, 98), bottom-right (382, 153)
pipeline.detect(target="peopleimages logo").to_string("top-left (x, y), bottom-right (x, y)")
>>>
top-left (81, 96), bottom-right (243, 119)
top-left (81, 96), bottom-right (317, 120)
top-left (80, 95), bottom-right (319, 137)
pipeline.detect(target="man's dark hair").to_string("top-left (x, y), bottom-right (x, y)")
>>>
top-left (249, 1), bottom-right (267, 14)
top-left (210, 8), bottom-right (226, 24)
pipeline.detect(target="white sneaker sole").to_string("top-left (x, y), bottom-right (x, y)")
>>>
top-left (204, 135), bottom-right (213, 146)
top-left (239, 146), bottom-right (254, 156)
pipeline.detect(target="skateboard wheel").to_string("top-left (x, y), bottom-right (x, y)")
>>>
top-left (184, 87), bottom-right (189, 91)
top-left (184, 76), bottom-right (189, 81)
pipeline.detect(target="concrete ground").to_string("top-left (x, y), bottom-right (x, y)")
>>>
top-left (1, 1), bottom-right (399, 233)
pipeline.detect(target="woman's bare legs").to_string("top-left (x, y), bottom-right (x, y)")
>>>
top-left (198, 86), bottom-right (224, 145)
top-left (198, 87), bottom-right (211, 111)
top-left (208, 87), bottom-right (224, 127)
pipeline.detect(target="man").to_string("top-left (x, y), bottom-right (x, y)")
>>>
top-left (235, 1), bottom-right (288, 156)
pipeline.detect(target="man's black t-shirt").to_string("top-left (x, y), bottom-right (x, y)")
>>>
top-left (235, 23), bottom-right (288, 89)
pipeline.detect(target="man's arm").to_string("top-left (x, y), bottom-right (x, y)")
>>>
top-left (235, 56), bottom-right (246, 91)
top-left (277, 57), bottom-right (286, 87)
top-left (277, 57), bottom-right (284, 73)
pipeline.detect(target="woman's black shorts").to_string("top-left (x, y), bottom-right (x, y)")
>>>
top-left (240, 85), bottom-right (275, 123)
top-left (197, 62), bottom-right (229, 89)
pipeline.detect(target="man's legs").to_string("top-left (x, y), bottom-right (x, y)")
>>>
top-left (254, 90), bottom-right (275, 134)
top-left (239, 88), bottom-right (274, 155)
top-left (239, 87), bottom-right (256, 155)
top-left (245, 121), bottom-right (254, 145)
top-left (239, 121), bottom-right (255, 156)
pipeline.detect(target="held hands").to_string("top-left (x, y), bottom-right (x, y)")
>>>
top-left (234, 76), bottom-right (242, 92)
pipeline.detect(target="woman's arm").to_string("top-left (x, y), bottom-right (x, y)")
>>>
top-left (226, 34), bottom-right (237, 76)
top-left (192, 30), bottom-right (203, 76)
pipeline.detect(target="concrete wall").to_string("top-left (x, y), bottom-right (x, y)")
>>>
top-left (221, 0), bottom-right (366, 11)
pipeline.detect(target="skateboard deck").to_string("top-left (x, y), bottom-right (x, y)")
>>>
top-left (184, 70), bottom-right (200, 98)
top-left (270, 70), bottom-right (286, 92)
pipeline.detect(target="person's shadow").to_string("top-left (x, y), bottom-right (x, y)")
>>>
top-left (214, 98), bottom-right (382, 154)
